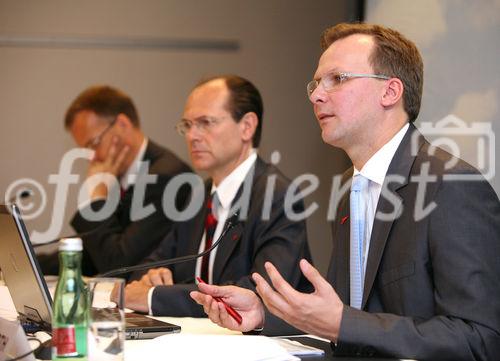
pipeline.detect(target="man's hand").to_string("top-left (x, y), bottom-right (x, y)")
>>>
top-left (190, 283), bottom-right (265, 332)
top-left (139, 267), bottom-right (173, 286)
top-left (87, 136), bottom-right (130, 199)
top-left (123, 280), bottom-right (152, 313)
top-left (253, 259), bottom-right (343, 342)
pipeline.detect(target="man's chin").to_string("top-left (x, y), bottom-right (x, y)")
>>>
top-left (191, 158), bottom-right (214, 173)
top-left (321, 130), bottom-right (341, 148)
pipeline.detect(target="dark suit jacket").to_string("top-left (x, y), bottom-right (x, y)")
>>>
top-left (328, 124), bottom-right (500, 360)
top-left (142, 157), bottom-right (312, 317)
top-left (68, 140), bottom-right (192, 275)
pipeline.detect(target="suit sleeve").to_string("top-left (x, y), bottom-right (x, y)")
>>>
top-left (336, 177), bottom-right (500, 360)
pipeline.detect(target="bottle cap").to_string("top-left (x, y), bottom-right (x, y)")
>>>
top-left (59, 238), bottom-right (83, 251)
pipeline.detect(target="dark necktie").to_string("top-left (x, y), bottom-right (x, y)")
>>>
top-left (200, 193), bottom-right (218, 282)
top-left (120, 186), bottom-right (126, 199)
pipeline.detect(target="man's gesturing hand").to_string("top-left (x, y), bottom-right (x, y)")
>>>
top-left (253, 259), bottom-right (344, 342)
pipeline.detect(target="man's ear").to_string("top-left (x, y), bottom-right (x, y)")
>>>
top-left (381, 78), bottom-right (404, 108)
top-left (239, 112), bottom-right (258, 143)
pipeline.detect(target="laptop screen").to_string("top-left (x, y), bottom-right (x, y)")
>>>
top-left (0, 203), bottom-right (181, 339)
top-left (0, 204), bottom-right (52, 331)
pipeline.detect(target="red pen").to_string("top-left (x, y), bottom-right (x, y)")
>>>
top-left (196, 277), bottom-right (243, 325)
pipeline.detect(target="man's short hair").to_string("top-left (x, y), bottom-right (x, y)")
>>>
top-left (64, 85), bottom-right (140, 129)
top-left (321, 23), bottom-right (423, 123)
top-left (196, 75), bottom-right (264, 148)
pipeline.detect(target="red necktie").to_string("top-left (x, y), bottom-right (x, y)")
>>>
top-left (200, 194), bottom-right (218, 282)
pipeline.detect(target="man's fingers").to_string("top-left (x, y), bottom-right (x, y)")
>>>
top-left (197, 282), bottom-right (232, 299)
top-left (190, 291), bottom-right (212, 306)
top-left (299, 259), bottom-right (331, 294)
top-left (111, 144), bottom-right (129, 173)
top-left (216, 301), bottom-right (237, 328)
top-left (264, 262), bottom-right (300, 304)
top-left (105, 137), bottom-right (119, 165)
top-left (252, 272), bottom-right (290, 318)
top-left (140, 274), bottom-right (153, 286)
top-left (159, 268), bottom-right (173, 285)
top-left (190, 291), bottom-right (214, 315)
top-left (197, 293), bottom-right (223, 326)
top-left (145, 270), bottom-right (164, 286)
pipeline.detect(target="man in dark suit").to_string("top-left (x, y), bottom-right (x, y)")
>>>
top-left (191, 24), bottom-right (500, 360)
top-left (39, 85), bottom-right (191, 275)
top-left (123, 75), bottom-right (312, 317)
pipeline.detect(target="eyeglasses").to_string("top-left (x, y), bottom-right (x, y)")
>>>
top-left (84, 118), bottom-right (117, 149)
top-left (175, 117), bottom-right (224, 136)
top-left (306, 71), bottom-right (390, 97)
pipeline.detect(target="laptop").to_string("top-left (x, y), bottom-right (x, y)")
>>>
top-left (0, 203), bottom-right (180, 339)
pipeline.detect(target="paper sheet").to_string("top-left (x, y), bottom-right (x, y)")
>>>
top-left (125, 333), bottom-right (299, 361)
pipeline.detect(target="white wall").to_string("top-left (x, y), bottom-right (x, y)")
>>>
top-left (0, 1), bottom-right (359, 274)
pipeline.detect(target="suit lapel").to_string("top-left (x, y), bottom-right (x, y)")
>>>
top-left (361, 124), bottom-right (424, 308)
top-left (211, 222), bottom-right (244, 283)
top-left (188, 203), bottom-right (208, 256)
top-left (173, 184), bottom-right (210, 282)
top-left (329, 185), bottom-right (352, 303)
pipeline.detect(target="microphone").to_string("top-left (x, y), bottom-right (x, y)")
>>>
top-left (6, 189), bottom-right (33, 204)
top-left (99, 212), bottom-right (240, 277)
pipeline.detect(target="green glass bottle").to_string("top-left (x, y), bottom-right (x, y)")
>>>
top-left (52, 238), bottom-right (88, 360)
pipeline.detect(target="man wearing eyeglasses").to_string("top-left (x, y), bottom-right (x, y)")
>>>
top-left (123, 75), bottom-right (312, 317)
top-left (191, 23), bottom-right (500, 359)
top-left (39, 85), bottom-right (192, 276)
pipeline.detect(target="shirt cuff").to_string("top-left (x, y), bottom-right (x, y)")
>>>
top-left (147, 286), bottom-right (155, 316)
top-left (243, 327), bottom-right (263, 335)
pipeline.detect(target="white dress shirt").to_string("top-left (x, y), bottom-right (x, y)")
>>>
top-left (352, 123), bottom-right (409, 278)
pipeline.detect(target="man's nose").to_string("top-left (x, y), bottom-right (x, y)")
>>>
top-left (185, 125), bottom-right (202, 142)
top-left (309, 83), bottom-right (327, 104)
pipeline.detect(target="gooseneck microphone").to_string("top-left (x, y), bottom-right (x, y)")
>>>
top-left (99, 212), bottom-right (240, 278)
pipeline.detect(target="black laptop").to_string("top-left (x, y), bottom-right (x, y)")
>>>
top-left (0, 203), bottom-right (180, 339)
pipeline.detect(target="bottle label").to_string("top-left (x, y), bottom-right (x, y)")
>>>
top-left (52, 326), bottom-right (78, 356)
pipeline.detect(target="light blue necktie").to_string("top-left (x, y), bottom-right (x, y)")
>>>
top-left (350, 174), bottom-right (369, 309)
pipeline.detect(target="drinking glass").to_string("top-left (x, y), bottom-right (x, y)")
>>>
top-left (88, 278), bottom-right (125, 361)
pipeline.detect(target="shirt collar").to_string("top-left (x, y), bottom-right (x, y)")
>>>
top-left (353, 123), bottom-right (409, 186)
top-left (121, 138), bottom-right (148, 190)
top-left (211, 149), bottom-right (258, 209)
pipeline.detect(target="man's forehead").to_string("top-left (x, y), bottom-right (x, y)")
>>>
top-left (70, 110), bottom-right (107, 143)
top-left (314, 34), bottom-right (375, 77)
top-left (184, 80), bottom-right (230, 117)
